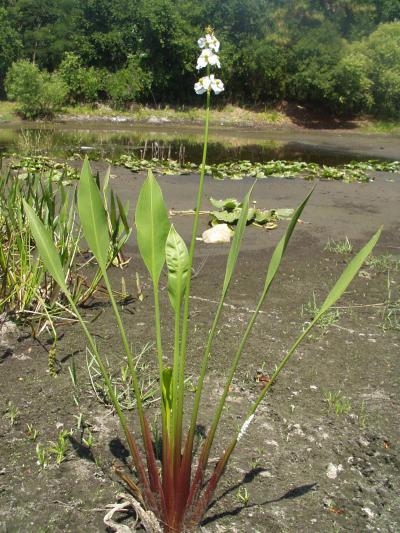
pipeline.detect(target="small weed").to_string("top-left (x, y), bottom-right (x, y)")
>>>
top-left (236, 487), bottom-right (250, 507)
top-left (359, 401), bottom-right (367, 429)
top-left (48, 429), bottom-right (72, 464)
top-left (36, 443), bottom-right (48, 468)
top-left (325, 237), bottom-right (353, 254)
top-left (86, 342), bottom-right (157, 410)
top-left (303, 293), bottom-right (341, 333)
top-left (26, 423), bottom-right (39, 441)
top-left (323, 390), bottom-right (351, 415)
top-left (4, 401), bottom-right (19, 426)
top-left (381, 273), bottom-right (400, 331)
top-left (83, 430), bottom-right (94, 448)
top-left (366, 253), bottom-right (400, 273)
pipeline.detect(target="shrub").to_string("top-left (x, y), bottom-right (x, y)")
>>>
top-left (58, 52), bottom-right (103, 104)
top-left (5, 60), bottom-right (67, 119)
top-left (331, 50), bottom-right (374, 114)
top-left (365, 22), bottom-right (400, 117)
top-left (105, 55), bottom-right (152, 108)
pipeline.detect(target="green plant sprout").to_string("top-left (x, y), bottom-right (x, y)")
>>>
top-left (236, 487), bottom-right (250, 507)
top-left (35, 443), bottom-right (48, 468)
top-left (24, 30), bottom-right (382, 533)
top-left (26, 424), bottom-right (39, 441)
top-left (4, 401), bottom-right (19, 426)
top-left (323, 390), bottom-right (352, 415)
top-left (48, 429), bottom-right (72, 465)
top-left (303, 292), bottom-right (341, 333)
top-left (325, 236), bottom-right (353, 254)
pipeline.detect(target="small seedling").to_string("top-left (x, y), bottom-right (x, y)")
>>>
top-left (48, 429), bottom-right (72, 464)
top-left (36, 443), bottom-right (48, 468)
top-left (68, 357), bottom-right (78, 387)
top-left (4, 401), bottom-right (19, 426)
top-left (303, 293), bottom-right (341, 333)
top-left (325, 237), bottom-right (353, 254)
top-left (366, 253), bottom-right (400, 273)
top-left (381, 273), bottom-right (400, 331)
top-left (83, 431), bottom-right (94, 448)
top-left (26, 423), bottom-right (39, 441)
top-left (236, 487), bottom-right (250, 507)
top-left (323, 390), bottom-right (351, 415)
top-left (74, 413), bottom-right (83, 430)
top-left (359, 400), bottom-right (367, 429)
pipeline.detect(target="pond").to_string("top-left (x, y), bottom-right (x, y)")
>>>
top-left (1, 122), bottom-right (399, 166)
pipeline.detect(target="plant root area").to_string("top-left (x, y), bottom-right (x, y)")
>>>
top-left (1, 169), bottom-right (399, 532)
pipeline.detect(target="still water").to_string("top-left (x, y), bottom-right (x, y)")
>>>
top-left (0, 122), bottom-right (395, 165)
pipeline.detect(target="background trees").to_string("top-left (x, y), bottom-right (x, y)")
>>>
top-left (1, 0), bottom-right (399, 117)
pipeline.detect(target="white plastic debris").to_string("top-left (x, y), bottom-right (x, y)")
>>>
top-left (201, 224), bottom-right (233, 244)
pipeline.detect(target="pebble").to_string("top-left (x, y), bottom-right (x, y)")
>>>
top-left (326, 463), bottom-right (343, 479)
top-left (362, 506), bottom-right (376, 519)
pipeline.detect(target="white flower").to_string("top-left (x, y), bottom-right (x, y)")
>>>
top-left (196, 48), bottom-right (221, 70)
top-left (198, 33), bottom-right (220, 53)
top-left (194, 74), bottom-right (224, 95)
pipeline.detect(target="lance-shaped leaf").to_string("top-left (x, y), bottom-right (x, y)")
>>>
top-left (135, 170), bottom-right (170, 284)
top-left (77, 157), bottom-right (109, 271)
top-left (316, 226), bottom-right (382, 319)
top-left (23, 200), bottom-right (68, 294)
top-left (166, 225), bottom-right (189, 312)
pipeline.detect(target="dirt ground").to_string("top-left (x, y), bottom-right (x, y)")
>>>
top-left (0, 167), bottom-right (399, 532)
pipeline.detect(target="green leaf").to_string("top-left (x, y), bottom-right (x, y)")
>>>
top-left (264, 189), bottom-right (314, 290)
top-left (222, 183), bottom-right (255, 294)
top-left (210, 197), bottom-right (240, 210)
top-left (77, 157), bottom-right (109, 271)
top-left (135, 170), bottom-right (170, 284)
top-left (316, 227), bottom-right (382, 319)
top-left (23, 200), bottom-right (68, 293)
top-left (275, 208), bottom-right (294, 219)
top-left (165, 225), bottom-right (189, 312)
top-left (254, 209), bottom-right (274, 224)
top-left (211, 209), bottom-right (241, 223)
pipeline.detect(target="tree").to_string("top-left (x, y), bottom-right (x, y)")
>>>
top-left (0, 7), bottom-right (22, 95)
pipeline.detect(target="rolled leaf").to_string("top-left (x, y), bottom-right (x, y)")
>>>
top-left (166, 225), bottom-right (189, 312)
top-left (23, 200), bottom-right (68, 293)
top-left (135, 170), bottom-right (170, 284)
top-left (77, 157), bottom-right (109, 271)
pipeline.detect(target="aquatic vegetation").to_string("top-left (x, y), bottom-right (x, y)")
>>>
top-left (25, 31), bottom-right (381, 532)
top-left (209, 197), bottom-right (293, 228)
top-left (113, 154), bottom-right (400, 183)
top-left (0, 166), bottom-right (129, 325)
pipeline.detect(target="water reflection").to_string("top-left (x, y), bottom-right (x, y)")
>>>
top-left (0, 124), bottom-right (384, 165)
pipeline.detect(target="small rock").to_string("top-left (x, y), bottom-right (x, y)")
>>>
top-left (202, 224), bottom-right (233, 244)
top-left (326, 463), bottom-right (343, 479)
top-left (362, 507), bottom-right (375, 519)
top-left (359, 436), bottom-right (370, 447)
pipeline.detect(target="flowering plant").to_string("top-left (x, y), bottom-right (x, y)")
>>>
top-left (24, 30), bottom-right (381, 532)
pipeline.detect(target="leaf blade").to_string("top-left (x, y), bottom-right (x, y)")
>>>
top-left (77, 157), bottom-right (109, 271)
top-left (135, 170), bottom-right (170, 284)
top-left (165, 225), bottom-right (189, 312)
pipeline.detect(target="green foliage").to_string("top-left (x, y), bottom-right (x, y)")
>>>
top-left (1, 0), bottom-right (400, 116)
top-left (58, 52), bottom-right (103, 104)
top-left (332, 50), bottom-right (374, 114)
top-left (105, 55), bottom-right (152, 108)
top-left (5, 60), bottom-right (67, 118)
top-left (0, 7), bottom-right (22, 96)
